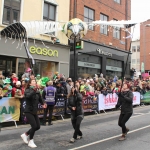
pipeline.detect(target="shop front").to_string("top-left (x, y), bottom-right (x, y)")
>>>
top-left (0, 38), bottom-right (70, 79)
top-left (70, 40), bottom-right (131, 79)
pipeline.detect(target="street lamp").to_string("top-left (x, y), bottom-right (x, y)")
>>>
top-left (64, 18), bottom-right (88, 84)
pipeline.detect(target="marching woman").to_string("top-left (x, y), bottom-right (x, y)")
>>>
top-left (21, 79), bottom-right (47, 148)
top-left (68, 87), bottom-right (84, 143)
top-left (116, 83), bottom-right (133, 141)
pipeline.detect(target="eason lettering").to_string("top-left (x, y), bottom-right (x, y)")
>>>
top-left (30, 46), bottom-right (58, 57)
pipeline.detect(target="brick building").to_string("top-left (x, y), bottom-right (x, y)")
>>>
top-left (69, 0), bottom-right (131, 79)
top-left (140, 20), bottom-right (150, 74)
top-left (0, 0), bottom-right (70, 78)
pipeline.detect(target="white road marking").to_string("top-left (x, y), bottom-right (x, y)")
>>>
top-left (134, 113), bottom-right (144, 115)
top-left (69, 121), bottom-right (150, 150)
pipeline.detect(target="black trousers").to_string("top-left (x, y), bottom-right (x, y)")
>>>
top-left (43, 105), bottom-right (54, 123)
top-left (71, 115), bottom-right (83, 139)
top-left (118, 113), bottom-right (132, 134)
top-left (25, 113), bottom-right (40, 140)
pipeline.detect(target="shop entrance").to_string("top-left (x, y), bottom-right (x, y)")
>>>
top-left (0, 56), bottom-right (16, 77)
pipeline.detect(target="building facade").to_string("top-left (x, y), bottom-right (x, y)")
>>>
top-left (0, 0), bottom-right (70, 78)
top-left (140, 20), bottom-right (150, 74)
top-left (69, 0), bottom-right (131, 79)
top-left (131, 40), bottom-right (140, 71)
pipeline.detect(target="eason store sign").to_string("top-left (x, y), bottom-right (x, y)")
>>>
top-left (29, 46), bottom-right (58, 57)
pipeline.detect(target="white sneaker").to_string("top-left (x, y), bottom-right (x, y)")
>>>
top-left (77, 136), bottom-right (82, 140)
top-left (28, 139), bottom-right (37, 148)
top-left (21, 133), bottom-right (29, 144)
top-left (70, 138), bottom-right (75, 143)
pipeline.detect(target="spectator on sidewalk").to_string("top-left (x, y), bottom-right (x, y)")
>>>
top-left (42, 81), bottom-right (57, 126)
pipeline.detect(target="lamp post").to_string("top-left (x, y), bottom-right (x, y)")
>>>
top-left (73, 37), bottom-right (76, 84)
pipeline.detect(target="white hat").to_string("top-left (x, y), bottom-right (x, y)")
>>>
top-left (16, 81), bottom-right (21, 85)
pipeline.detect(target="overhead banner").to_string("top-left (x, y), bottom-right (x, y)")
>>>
top-left (98, 92), bottom-right (140, 111)
top-left (0, 97), bottom-right (20, 123)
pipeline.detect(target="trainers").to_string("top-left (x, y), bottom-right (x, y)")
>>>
top-left (70, 138), bottom-right (75, 143)
top-left (28, 139), bottom-right (37, 148)
top-left (21, 133), bottom-right (29, 144)
top-left (48, 122), bottom-right (53, 126)
top-left (125, 128), bottom-right (129, 135)
top-left (77, 136), bottom-right (82, 140)
top-left (119, 134), bottom-right (126, 141)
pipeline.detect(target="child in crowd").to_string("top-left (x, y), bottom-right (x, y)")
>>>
top-left (3, 78), bottom-right (12, 97)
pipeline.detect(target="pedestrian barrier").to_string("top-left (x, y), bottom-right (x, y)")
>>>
top-left (98, 92), bottom-right (141, 113)
top-left (0, 92), bottom-right (143, 127)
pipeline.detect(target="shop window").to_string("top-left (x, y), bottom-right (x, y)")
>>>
top-left (3, 0), bottom-right (21, 24)
top-left (84, 6), bottom-right (94, 30)
top-left (113, 19), bottom-right (120, 39)
top-left (137, 45), bottom-right (140, 52)
top-left (100, 13), bottom-right (108, 35)
top-left (18, 59), bottom-right (58, 79)
top-left (132, 46), bottom-right (136, 52)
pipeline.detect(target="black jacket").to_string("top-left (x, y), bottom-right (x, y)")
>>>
top-left (117, 90), bottom-right (133, 114)
top-left (24, 88), bottom-right (44, 114)
top-left (56, 86), bottom-right (67, 98)
top-left (67, 92), bottom-right (84, 117)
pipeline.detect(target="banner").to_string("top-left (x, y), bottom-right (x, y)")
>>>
top-left (0, 97), bottom-right (20, 123)
top-left (82, 95), bottom-right (98, 112)
top-left (98, 92), bottom-right (140, 111)
top-left (141, 91), bottom-right (150, 103)
top-left (98, 93), bottom-right (118, 111)
top-left (37, 98), bottom-right (65, 118)
top-left (133, 92), bottom-right (140, 105)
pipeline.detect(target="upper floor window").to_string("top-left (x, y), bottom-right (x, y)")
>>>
top-left (100, 14), bottom-right (108, 35)
top-left (132, 46), bottom-right (136, 52)
top-left (84, 7), bottom-right (94, 30)
top-left (137, 45), bottom-right (140, 52)
top-left (43, 2), bottom-right (56, 21)
top-left (132, 59), bottom-right (136, 64)
top-left (113, 19), bottom-right (120, 39)
top-left (114, 0), bottom-right (121, 4)
top-left (3, 0), bottom-right (21, 25)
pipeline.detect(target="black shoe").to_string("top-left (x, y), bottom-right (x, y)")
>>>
top-left (48, 122), bottom-right (53, 126)
top-left (41, 123), bottom-right (46, 126)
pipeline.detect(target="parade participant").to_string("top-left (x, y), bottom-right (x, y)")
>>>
top-left (42, 81), bottom-right (57, 126)
top-left (116, 83), bottom-right (133, 141)
top-left (21, 79), bottom-right (46, 148)
top-left (68, 87), bottom-right (84, 143)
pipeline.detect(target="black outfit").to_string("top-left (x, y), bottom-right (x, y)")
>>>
top-left (116, 90), bottom-right (133, 134)
top-left (68, 92), bottom-right (84, 139)
top-left (24, 87), bottom-right (44, 140)
top-left (42, 86), bottom-right (57, 124)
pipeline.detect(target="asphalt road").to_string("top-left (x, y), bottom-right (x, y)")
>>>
top-left (1, 106), bottom-right (150, 150)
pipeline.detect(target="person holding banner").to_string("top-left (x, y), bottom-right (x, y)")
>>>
top-left (42, 81), bottom-right (57, 126)
top-left (116, 83), bottom-right (133, 141)
top-left (68, 87), bottom-right (84, 143)
top-left (21, 79), bottom-right (47, 148)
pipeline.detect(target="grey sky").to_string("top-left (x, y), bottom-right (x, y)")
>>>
top-left (131, 0), bottom-right (150, 40)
